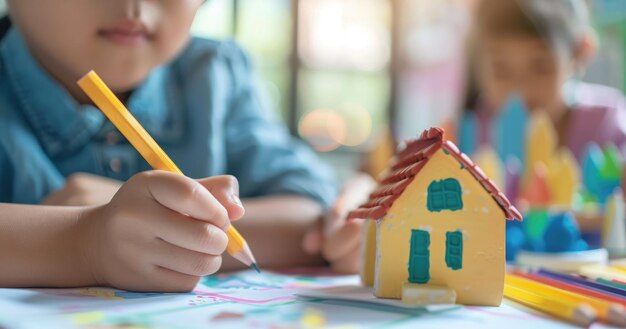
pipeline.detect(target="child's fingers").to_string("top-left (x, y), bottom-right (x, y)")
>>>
top-left (322, 220), bottom-right (363, 262)
top-left (324, 173), bottom-right (376, 238)
top-left (152, 239), bottom-right (223, 277)
top-left (148, 207), bottom-right (228, 255)
top-left (302, 221), bottom-right (323, 255)
top-left (331, 244), bottom-right (361, 274)
top-left (322, 194), bottom-right (360, 242)
top-left (323, 206), bottom-right (347, 238)
top-left (135, 171), bottom-right (229, 229)
top-left (196, 175), bottom-right (245, 221)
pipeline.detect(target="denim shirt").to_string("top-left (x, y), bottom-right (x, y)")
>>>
top-left (0, 28), bottom-right (337, 206)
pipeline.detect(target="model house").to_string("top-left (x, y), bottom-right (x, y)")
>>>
top-left (349, 127), bottom-right (522, 306)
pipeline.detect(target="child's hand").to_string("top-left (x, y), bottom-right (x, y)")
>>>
top-left (78, 171), bottom-right (245, 292)
top-left (42, 173), bottom-right (123, 206)
top-left (303, 173), bottom-right (376, 273)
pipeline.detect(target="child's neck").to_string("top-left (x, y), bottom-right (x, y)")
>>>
top-left (53, 71), bottom-right (131, 107)
top-left (48, 70), bottom-right (131, 107)
top-left (551, 103), bottom-right (572, 149)
top-left (25, 41), bottom-right (131, 106)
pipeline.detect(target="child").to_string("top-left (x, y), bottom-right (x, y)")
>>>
top-left (465, 0), bottom-right (626, 160)
top-left (0, 0), bottom-right (363, 290)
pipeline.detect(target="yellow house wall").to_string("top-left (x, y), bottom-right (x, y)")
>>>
top-left (374, 149), bottom-right (506, 306)
top-left (361, 220), bottom-right (377, 286)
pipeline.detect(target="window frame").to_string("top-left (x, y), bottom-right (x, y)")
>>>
top-left (427, 178), bottom-right (463, 212)
top-left (445, 231), bottom-right (463, 270)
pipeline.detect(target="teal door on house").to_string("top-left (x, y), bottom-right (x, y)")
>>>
top-left (408, 229), bottom-right (430, 284)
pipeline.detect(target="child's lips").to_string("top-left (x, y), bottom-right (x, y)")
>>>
top-left (98, 21), bottom-right (151, 46)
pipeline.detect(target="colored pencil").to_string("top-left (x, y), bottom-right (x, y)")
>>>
top-left (537, 269), bottom-right (626, 297)
top-left (504, 283), bottom-right (597, 327)
top-left (77, 71), bottom-right (259, 272)
top-left (515, 272), bottom-right (626, 307)
top-left (580, 265), bottom-right (626, 283)
top-left (507, 274), bottom-right (626, 326)
top-left (597, 278), bottom-right (626, 291)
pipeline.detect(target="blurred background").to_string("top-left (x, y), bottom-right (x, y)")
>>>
top-left (0, 0), bottom-right (624, 181)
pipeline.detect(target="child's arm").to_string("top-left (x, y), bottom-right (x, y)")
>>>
top-left (0, 171), bottom-right (243, 291)
top-left (42, 173), bottom-right (123, 206)
top-left (0, 203), bottom-right (100, 287)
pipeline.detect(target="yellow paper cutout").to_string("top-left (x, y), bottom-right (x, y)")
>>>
top-left (526, 112), bottom-right (557, 179)
top-left (546, 148), bottom-right (581, 207)
top-left (473, 146), bottom-right (505, 189)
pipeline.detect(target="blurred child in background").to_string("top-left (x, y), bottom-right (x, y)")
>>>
top-left (464, 0), bottom-right (625, 160)
top-left (313, 0), bottom-right (626, 271)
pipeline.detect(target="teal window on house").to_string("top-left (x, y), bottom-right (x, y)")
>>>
top-left (408, 230), bottom-right (430, 284)
top-left (427, 178), bottom-right (463, 212)
top-left (445, 231), bottom-right (463, 270)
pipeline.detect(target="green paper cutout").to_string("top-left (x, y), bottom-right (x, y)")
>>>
top-left (524, 209), bottom-right (550, 240)
top-left (602, 143), bottom-right (623, 181)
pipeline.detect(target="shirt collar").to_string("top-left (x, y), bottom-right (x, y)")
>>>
top-left (0, 27), bottom-right (182, 158)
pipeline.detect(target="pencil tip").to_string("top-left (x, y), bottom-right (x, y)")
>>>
top-left (250, 263), bottom-right (261, 273)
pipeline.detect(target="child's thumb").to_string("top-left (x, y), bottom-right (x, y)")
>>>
top-left (302, 221), bottom-right (323, 255)
top-left (196, 175), bottom-right (245, 221)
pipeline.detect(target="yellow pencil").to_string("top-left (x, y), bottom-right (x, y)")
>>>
top-left (77, 70), bottom-right (259, 272)
top-left (504, 284), bottom-right (597, 327)
top-left (507, 274), bottom-right (626, 326)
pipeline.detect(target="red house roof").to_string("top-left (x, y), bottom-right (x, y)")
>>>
top-left (347, 127), bottom-right (522, 221)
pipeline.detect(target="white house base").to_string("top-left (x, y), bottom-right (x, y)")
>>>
top-left (401, 282), bottom-right (457, 305)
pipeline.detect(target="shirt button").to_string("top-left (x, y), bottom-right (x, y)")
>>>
top-left (109, 158), bottom-right (123, 173)
top-left (106, 131), bottom-right (122, 145)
